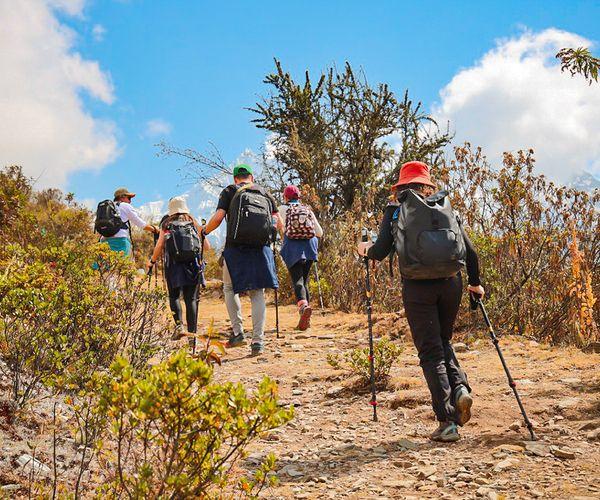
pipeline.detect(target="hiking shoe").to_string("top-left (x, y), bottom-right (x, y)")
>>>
top-left (250, 343), bottom-right (264, 356)
top-left (297, 305), bottom-right (312, 331)
top-left (226, 333), bottom-right (246, 348)
top-left (455, 385), bottom-right (473, 426)
top-left (430, 421), bottom-right (460, 442)
top-left (171, 323), bottom-right (185, 341)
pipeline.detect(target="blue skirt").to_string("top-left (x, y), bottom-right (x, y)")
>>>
top-left (166, 259), bottom-right (201, 290)
top-left (280, 236), bottom-right (319, 268)
top-left (223, 245), bottom-right (279, 294)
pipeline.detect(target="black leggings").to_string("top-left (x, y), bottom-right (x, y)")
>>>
top-left (288, 259), bottom-right (313, 303)
top-left (168, 284), bottom-right (200, 333)
top-left (402, 274), bottom-right (469, 423)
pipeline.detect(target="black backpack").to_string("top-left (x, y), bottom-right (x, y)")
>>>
top-left (226, 184), bottom-right (274, 246)
top-left (391, 189), bottom-right (466, 280)
top-left (165, 220), bottom-right (202, 263)
top-left (94, 200), bottom-right (128, 237)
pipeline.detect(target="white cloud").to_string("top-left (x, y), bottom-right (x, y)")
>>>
top-left (433, 28), bottom-right (600, 181)
top-left (47, 0), bottom-right (85, 16)
top-left (144, 118), bottom-right (172, 137)
top-left (0, 0), bottom-right (119, 188)
top-left (78, 197), bottom-right (97, 210)
top-left (92, 24), bottom-right (106, 42)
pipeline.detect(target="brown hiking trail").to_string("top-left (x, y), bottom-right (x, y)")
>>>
top-left (200, 294), bottom-right (600, 499)
top-left (1, 293), bottom-right (599, 498)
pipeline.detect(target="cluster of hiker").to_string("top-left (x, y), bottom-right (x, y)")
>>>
top-left (93, 160), bottom-right (498, 443)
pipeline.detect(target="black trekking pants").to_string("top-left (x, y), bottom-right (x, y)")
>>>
top-left (402, 274), bottom-right (470, 423)
top-left (168, 283), bottom-right (200, 333)
top-left (288, 259), bottom-right (313, 303)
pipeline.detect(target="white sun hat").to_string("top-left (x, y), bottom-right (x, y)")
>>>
top-left (167, 196), bottom-right (190, 216)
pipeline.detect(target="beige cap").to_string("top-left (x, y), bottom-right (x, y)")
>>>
top-left (168, 196), bottom-right (190, 216)
top-left (114, 187), bottom-right (136, 199)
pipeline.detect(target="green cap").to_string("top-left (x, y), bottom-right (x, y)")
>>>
top-left (233, 164), bottom-right (253, 177)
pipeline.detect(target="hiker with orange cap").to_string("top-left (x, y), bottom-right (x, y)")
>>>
top-left (357, 161), bottom-right (485, 443)
top-left (278, 185), bottom-right (323, 330)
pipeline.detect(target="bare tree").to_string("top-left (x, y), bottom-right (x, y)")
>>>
top-left (156, 141), bottom-right (231, 188)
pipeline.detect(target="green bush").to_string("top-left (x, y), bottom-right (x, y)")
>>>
top-left (93, 351), bottom-right (293, 498)
top-left (327, 337), bottom-right (403, 388)
top-left (0, 241), bottom-right (166, 408)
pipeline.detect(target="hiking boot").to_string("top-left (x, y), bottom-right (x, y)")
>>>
top-left (171, 323), bottom-right (185, 341)
top-left (250, 343), bottom-right (264, 356)
top-left (430, 421), bottom-right (460, 442)
top-left (226, 333), bottom-right (246, 348)
top-left (297, 304), bottom-right (312, 331)
top-left (454, 385), bottom-right (473, 426)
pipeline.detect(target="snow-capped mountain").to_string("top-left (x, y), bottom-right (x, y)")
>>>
top-left (569, 171), bottom-right (600, 193)
top-left (138, 176), bottom-right (227, 248)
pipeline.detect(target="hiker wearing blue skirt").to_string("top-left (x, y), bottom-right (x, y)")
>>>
top-left (203, 164), bottom-right (281, 356)
top-left (278, 185), bottom-right (323, 330)
top-left (148, 196), bottom-right (209, 343)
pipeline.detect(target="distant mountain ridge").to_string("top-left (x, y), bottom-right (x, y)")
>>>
top-left (569, 171), bottom-right (600, 193)
top-left (138, 176), bottom-right (227, 248)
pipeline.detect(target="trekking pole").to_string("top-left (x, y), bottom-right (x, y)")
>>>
top-left (313, 262), bottom-right (325, 309)
top-left (272, 242), bottom-right (280, 339)
top-left (362, 228), bottom-right (377, 422)
top-left (191, 218), bottom-right (208, 357)
top-left (474, 296), bottom-right (536, 440)
top-left (152, 229), bottom-right (160, 288)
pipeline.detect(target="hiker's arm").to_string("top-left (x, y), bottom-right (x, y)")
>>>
top-left (361, 205), bottom-right (395, 261)
top-left (204, 209), bottom-right (226, 235)
top-left (124, 204), bottom-right (155, 232)
top-left (274, 212), bottom-right (284, 234)
top-left (461, 225), bottom-right (484, 295)
top-left (148, 230), bottom-right (165, 268)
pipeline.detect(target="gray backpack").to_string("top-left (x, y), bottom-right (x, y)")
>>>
top-left (391, 189), bottom-right (466, 280)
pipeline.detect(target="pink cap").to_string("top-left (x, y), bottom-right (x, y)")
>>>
top-left (283, 185), bottom-right (300, 200)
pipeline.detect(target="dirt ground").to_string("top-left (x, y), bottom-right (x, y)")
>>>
top-left (203, 294), bottom-right (600, 500)
top-left (1, 293), bottom-right (599, 499)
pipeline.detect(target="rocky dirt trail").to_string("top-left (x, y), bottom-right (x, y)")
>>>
top-left (201, 295), bottom-right (600, 500)
top-left (1, 294), bottom-right (599, 499)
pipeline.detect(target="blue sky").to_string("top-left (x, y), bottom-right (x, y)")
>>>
top-left (3, 0), bottom-right (600, 210)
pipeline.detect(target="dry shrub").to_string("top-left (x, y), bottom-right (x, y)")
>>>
top-left (436, 144), bottom-right (599, 345)
top-left (312, 145), bottom-right (599, 346)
